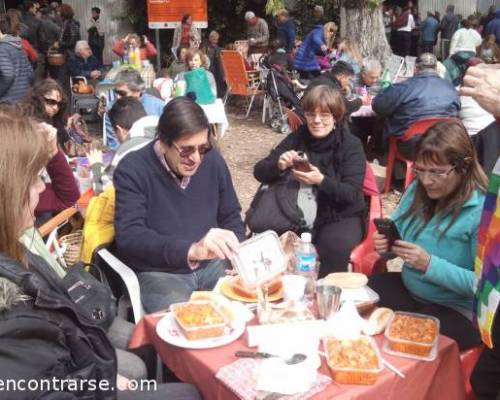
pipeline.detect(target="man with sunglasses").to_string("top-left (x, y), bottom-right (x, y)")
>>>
top-left (113, 97), bottom-right (245, 313)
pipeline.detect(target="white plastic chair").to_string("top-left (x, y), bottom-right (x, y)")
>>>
top-left (97, 248), bottom-right (145, 324)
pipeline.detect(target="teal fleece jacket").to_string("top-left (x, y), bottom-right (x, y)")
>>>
top-left (393, 182), bottom-right (485, 318)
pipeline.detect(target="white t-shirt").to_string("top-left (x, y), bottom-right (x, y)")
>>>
top-left (398, 14), bottom-right (415, 32)
top-left (449, 28), bottom-right (482, 56)
top-left (460, 95), bottom-right (495, 136)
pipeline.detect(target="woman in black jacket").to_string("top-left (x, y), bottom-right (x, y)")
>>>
top-left (0, 109), bottom-right (200, 399)
top-left (254, 84), bottom-right (366, 276)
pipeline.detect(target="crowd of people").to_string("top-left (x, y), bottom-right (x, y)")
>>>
top-left (0, 1), bottom-right (499, 399)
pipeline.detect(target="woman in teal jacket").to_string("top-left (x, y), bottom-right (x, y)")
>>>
top-left (369, 121), bottom-right (488, 350)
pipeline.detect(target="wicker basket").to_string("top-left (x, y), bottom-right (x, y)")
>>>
top-left (59, 230), bottom-right (83, 268)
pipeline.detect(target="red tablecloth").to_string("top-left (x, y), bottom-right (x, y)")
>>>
top-left (130, 314), bottom-right (466, 400)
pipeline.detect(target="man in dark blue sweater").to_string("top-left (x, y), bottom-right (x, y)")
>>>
top-left (114, 97), bottom-right (245, 312)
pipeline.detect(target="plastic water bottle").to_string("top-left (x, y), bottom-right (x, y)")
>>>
top-left (295, 232), bottom-right (319, 299)
top-left (381, 68), bottom-right (392, 89)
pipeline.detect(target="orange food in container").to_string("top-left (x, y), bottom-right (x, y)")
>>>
top-left (171, 301), bottom-right (227, 341)
top-left (324, 336), bottom-right (382, 385)
top-left (385, 312), bottom-right (439, 358)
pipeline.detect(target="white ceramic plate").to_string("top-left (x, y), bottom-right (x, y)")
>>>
top-left (156, 312), bottom-right (245, 349)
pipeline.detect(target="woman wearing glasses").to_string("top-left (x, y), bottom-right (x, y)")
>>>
top-left (370, 121), bottom-right (488, 351)
top-left (21, 79), bottom-right (80, 220)
top-left (254, 84), bottom-right (366, 277)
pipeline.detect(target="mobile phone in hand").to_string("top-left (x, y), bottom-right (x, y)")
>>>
top-left (292, 152), bottom-right (312, 172)
top-left (374, 218), bottom-right (401, 250)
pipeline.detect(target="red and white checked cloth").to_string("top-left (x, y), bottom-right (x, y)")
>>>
top-left (215, 358), bottom-right (331, 400)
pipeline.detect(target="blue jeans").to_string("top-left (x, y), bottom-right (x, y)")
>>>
top-left (138, 259), bottom-right (229, 313)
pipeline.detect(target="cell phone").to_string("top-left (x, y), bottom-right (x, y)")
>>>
top-left (374, 218), bottom-right (401, 249)
top-left (292, 152), bottom-right (312, 172)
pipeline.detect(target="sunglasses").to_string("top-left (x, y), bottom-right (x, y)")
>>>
top-left (171, 141), bottom-right (213, 158)
top-left (43, 97), bottom-right (62, 107)
top-left (114, 89), bottom-right (129, 97)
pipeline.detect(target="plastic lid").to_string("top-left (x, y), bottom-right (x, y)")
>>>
top-left (300, 232), bottom-right (312, 243)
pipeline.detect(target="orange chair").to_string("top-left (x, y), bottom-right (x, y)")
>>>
top-left (350, 163), bottom-right (385, 275)
top-left (221, 50), bottom-right (264, 118)
top-left (384, 117), bottom-right (457, 193)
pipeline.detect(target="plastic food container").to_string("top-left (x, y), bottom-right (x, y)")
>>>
top-left (384, 311), bottom-right (439, 358)
top-left (230, 231), bottom-right (286, 288)
top-left (171, 301), bottom-right (228, 341)
top-left (323, 335), bottom-right (383, 385)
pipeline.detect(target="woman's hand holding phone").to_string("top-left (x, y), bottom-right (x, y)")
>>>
top-left (391, 241), bottom-right (431, 272)
top-left (292, 164), bottom-right (324, 185)
top-left (373, 231), bottom-right (390, 254)
top-left (278, 150), bottom-right (299, 171)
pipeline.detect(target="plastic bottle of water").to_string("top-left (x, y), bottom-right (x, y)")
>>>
top-left (295, 232), bottom-right (319, 299)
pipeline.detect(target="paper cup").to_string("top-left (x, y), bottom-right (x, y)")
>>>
top-left (282, 275), bottom-right (307, 302)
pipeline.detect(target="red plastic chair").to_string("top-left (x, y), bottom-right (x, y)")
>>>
top-left (350, 163), bottom-right (385, 275)
top-left (286, 108), bottom-right (304, 132)
top-left (461, 345), bottom-right (483, 400)
top-left (384, 117), bottom-right (458, 193)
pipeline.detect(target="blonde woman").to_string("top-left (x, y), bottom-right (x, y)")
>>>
top-left (0, 108), bottom-right (201, 399)
top-left (293, 21), bottom-right (338, 79)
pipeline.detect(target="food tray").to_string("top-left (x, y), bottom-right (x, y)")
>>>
top-left (384, 311), bottom-right (440, 359)
top-left (171, 301), bottom-right (227, 341)
top-left (230, 231), bottom-right (286, 288)
top-left (323, 335), bottom-right (382, 385)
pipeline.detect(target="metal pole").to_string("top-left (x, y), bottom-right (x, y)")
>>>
top-left (155, 29), bottom-right (161, 71)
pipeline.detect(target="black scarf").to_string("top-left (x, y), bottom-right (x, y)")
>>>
top-left (297, 121), bottom-right (346, 175)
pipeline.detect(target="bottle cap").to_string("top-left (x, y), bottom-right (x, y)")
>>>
top-left (300, 232), bottom-right (312, 243)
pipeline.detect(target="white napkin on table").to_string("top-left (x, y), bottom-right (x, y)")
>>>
top-left (255, 333), bottom-right (321, 395)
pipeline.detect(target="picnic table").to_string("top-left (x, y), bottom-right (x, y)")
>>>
top-left (130, 313), bottom-right (466, 400)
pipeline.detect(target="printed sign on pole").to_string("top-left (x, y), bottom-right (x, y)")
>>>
top-left (147, 0), bottom-right (208, 29)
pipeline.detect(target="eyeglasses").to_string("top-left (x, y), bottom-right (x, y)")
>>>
top-left (43, 97), bottom-right (62, 107)
top-left (304, 112), bottom-right (334, 122)
top-left (411, 166), bottom-right (456, 180)
top-left (171, 141), bottom-right (212, 158)
top-left (114, 89), bottom-right (129, 97)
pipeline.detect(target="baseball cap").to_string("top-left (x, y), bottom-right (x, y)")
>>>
top-left (245, 11), bottom-right (255, 21)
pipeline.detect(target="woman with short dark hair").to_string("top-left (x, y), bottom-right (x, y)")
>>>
top-left (254, 84), bottom-right (367, 276)
top-left (369, 121), bottom-right (488, 351)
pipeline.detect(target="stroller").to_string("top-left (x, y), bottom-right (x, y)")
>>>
top-left (260, 54), bottom-right (304, 134)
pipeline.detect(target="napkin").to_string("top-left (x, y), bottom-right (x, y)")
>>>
top-left (216, 358), bottom-right (331, 400)
top-left (326, 300), bottom-right (367, 340)
top-left (254, 331), bottom-right (321, 395)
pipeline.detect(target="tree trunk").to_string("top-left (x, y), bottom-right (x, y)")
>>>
top-left (340, 2), bottom-right (392, 64)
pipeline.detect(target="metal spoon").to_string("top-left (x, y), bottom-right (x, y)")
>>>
top-left (235, 350), bottom-right (307, 365)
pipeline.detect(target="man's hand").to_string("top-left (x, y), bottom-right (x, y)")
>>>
top-left (278, 150), bottom-right (299, 171)
top-left (391, 240), bottom-right (431, 272)
top-left (90, 70), bottom-right (101, 80)
top-left (87, 148), bottom-right (103, 166)
top-left (292, 164), bottom-right (324, 185)
top-left (116, 374), bottom-right (131, 391)
top-left (188, 228), bottom-right (240, 262)
top-left (460, 66), bottom-right (500, 118)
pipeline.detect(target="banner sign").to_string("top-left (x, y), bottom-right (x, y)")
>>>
top-left (147, 0), bottom-right (208, 29)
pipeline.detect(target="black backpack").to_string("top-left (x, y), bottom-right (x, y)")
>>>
top-left (245, 172), bottom-right (317, 235)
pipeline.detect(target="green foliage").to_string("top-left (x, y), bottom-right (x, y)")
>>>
top-left (265, 0), bottom-right (285, 16)
top-left (290, 0), bottom-right (340, 37)
top-left (342, 0), bottom-right (383, 11)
